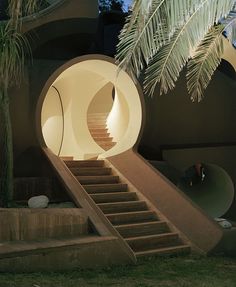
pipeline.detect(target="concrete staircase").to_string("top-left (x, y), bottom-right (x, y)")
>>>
top-left (64, 159), bottom-right (191, 258)
top-left (87, 113), bottom-right (116, 151)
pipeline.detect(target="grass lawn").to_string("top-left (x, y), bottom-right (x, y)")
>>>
top-left (0, 255), bottom-right (236, 287)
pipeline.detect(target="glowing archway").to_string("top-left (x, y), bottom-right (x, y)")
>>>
top-left (38, 55), bottom-right (143, 159)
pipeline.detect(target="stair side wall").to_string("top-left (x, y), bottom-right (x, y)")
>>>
top-left (0, 237), bottom-right (130, 272)
top-left (108, 149), bottom-right (224, 254)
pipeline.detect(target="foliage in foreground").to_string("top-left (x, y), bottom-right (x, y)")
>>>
top-left (0, 0), bottom-right (38, 207)
top-left (116, 0), bottom-right (236, 102)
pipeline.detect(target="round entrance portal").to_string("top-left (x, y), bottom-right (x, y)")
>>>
top-left (39, 55), bottom-right (143, 159)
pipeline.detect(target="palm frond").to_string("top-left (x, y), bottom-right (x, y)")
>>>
top-left (186, 25), bottom-right (224, 103)
top-left (143, 0), bottom-right (235, 96)
top-left (186, 9), bottom-right (236, 102)
top-left (116, 0), bottom-right (199, 81)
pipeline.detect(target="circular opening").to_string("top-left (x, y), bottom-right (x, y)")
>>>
top-left (178, 163), bottom-right (234, 218)
top-left (39, 55), bottom-right (143, 160)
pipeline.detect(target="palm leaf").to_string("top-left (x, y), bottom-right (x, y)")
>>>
top-left (186, 25), bottom-right (224, 102)
top-left (143, 0), bottom-right (235, 96)
top-left (187, 10), bottom-right (236, 102)
top-left (116, 0), bottom-right (199, 81)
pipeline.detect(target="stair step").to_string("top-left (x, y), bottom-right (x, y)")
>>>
top-left (89, 128), bottom-right (108, 131)
top-left (126, 233), bottom-right (180, 252)
top-left (93, 136), bottom-right (113, 141)
top-left (88, 113), bottom-right (108, 118)
top-left (114, 221), bottom-right (169, 238)
top-left (87, 117), bottom-right (106, 124)
top-left (89, 125), bottom-right (107, 130)
top-left (90, 132), bottom-right (110, 137)
top-left (97, 201), bottom-right (148, 214)
top-left (90, 191), bottom-right (137, 203)
top-left (135, 244), bottom-right (191, 258)
top-left (90, 129), bottom-right (109, 134)
top-left (106, 210), bottom-right (158, 225)
top-left (99, 143), bottom-right (116, 150)
top-left (88, 125), bottom-right (107, 130)
top-left (70, 167), bottom-right (112, 176)
top-left (91, 132), bottom-right (113, 141)
top-left (97, 141), bottom-right (116, 146)
top-left (0, 235), bottom-right (115, 259)
top-left (64, 160), bottom-right (104, 168)
top-left (83, 183), bottom-right (127, 193)
top-left (77, 175), bottom-right (120, 184)
top-left (88, 123), bottom-right (107, 125)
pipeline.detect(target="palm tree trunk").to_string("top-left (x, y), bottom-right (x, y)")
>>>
top-left (0, 87), bottom-right (13, 207)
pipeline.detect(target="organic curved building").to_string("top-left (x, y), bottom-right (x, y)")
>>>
top-left (0, 0), bottom-right (236, 271)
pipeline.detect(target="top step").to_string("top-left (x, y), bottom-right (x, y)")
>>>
top-left (64, 160), bottom-right (104, 168)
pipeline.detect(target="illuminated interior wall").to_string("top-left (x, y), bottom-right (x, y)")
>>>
top-left (88, 82), bottom-right (114, 115)
top-left (41, 57), bottom-right (143, 159)
top-left (41, 86), bottom-right (63, 155)
top-left (107, 87), bottom-right (129, 142)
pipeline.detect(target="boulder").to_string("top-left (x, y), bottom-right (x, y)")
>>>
top-left (28, 195), bottom-right (49, 208)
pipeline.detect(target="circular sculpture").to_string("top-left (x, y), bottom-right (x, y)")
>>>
top-left (178, 163), bottom-right (234, 218)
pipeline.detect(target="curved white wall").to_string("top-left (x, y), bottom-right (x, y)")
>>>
top-left (41, 86), bottom-right (63, 155)
top-left (88, 82), bottom-right (114, 114)
top-left (107, 87), bottom-right (129, 142)
top-left (41, 57), bottom-right (143, 160)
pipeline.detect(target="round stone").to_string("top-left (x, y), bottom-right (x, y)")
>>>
top-left (28, 195), bottom-right (49, 208)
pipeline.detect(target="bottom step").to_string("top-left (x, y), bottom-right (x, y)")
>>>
top-left (0, 236), bottom-right (115, 259)
top-left (135, 244), bottom-right (191, 258)
top-left (0, 235), bottom-right (132, 272)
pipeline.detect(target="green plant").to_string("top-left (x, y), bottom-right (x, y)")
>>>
top-left (116, 0), bottom-right (236, 102)
top-left (0, 0), bottom-right (38, 207)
